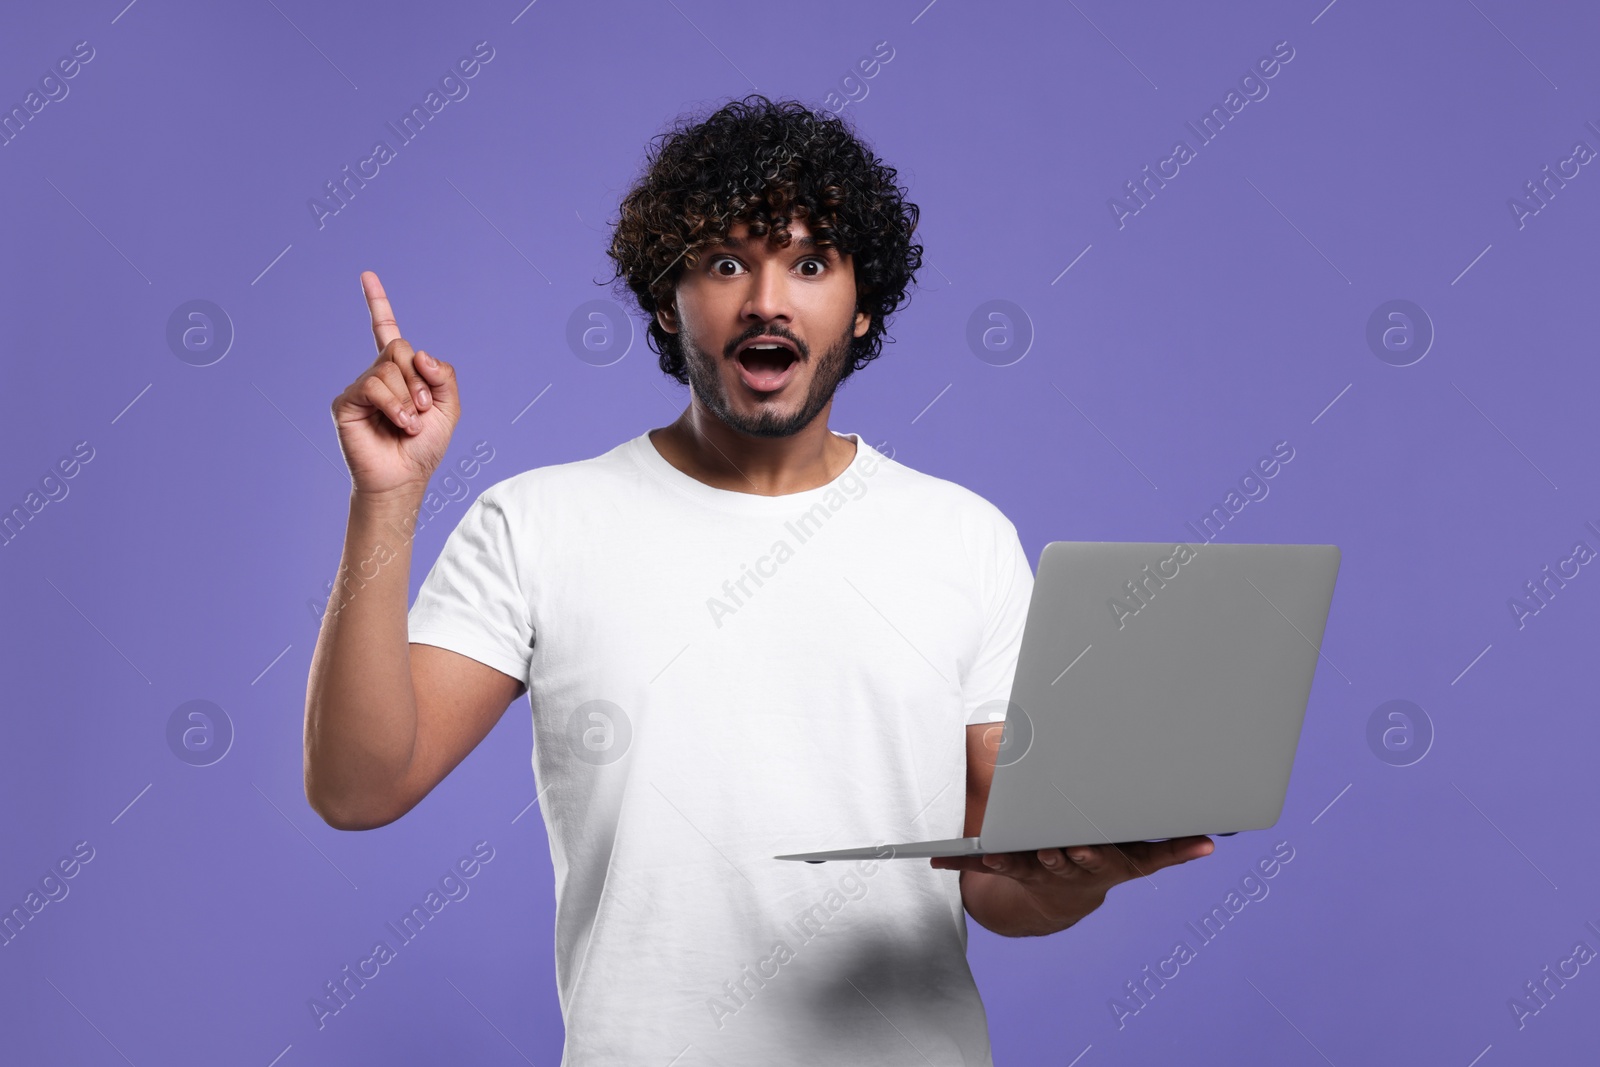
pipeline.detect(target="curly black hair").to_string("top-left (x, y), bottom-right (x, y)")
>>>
top-left (605, 94), bottom-right (922, 385)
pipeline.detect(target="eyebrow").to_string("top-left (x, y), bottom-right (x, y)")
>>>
top-left (713, 234), bottom-right (831, 253)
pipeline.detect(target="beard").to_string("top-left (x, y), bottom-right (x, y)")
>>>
top-left (679, 320), bottom-right (854, 439)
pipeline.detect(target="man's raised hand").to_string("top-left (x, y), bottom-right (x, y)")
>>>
top-left (331, 271), bottom-right (461, 497)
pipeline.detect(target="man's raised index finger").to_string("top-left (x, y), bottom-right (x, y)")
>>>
top-left (361, 271), bottom-right (402, 354)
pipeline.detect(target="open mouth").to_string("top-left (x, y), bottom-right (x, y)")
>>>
top-left (735, 342), bottom-right (800, 393)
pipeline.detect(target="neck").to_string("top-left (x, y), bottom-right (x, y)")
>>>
top-left (650, 401), bottom-right (855, 496)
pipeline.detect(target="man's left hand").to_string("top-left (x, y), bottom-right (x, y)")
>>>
top-left (931, 836), bottom-right (1215, 937)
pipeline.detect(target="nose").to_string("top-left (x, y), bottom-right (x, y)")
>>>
top-left (740, 260), bottom-right (795, 329)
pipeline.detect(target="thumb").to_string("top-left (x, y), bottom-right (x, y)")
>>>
top-left (413, 350), bottom-right (459, 410)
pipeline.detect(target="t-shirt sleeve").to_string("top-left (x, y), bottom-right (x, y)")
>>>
top-left (963, 514), bottom-right (1035, 725)
top-left (407, 485), bottom-right (535, 684)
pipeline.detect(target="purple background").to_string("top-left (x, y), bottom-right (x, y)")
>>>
top-left (3, 1), bottom-right (1596, 1063)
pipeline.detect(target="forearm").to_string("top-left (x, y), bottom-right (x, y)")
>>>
top-left (304, 486), bottom-right (426, 828)
top-left (959, 868), bottom-right (1102, 937)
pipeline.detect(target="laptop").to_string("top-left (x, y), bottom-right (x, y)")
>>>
top-left (774, 540), bottom-right (1342, 862)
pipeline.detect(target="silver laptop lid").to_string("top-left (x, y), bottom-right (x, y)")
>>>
top-left (977, 541), bottom-right (1341, 853)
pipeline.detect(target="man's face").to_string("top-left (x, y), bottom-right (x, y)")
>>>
top-left (659, 217), bottom-right (871, 438)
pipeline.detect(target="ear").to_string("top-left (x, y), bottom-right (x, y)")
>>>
top-left (656, 297), bottom-right (680, 335)
top-left (853, 309), bottom-right (871, 338)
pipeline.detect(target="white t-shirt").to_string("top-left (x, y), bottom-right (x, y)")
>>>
top-left (408, 429), bottom-right (1034, 1066)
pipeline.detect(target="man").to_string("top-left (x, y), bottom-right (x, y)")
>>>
top-left (304, 95), bottom-right (1212, 1064)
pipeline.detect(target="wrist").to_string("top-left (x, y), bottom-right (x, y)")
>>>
top-left (351, 481), bottom-right (428, 513)
top-left (960, 869), bottom-right (1097, 937)
top-left (348, 484), bottom-right (430, 546)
